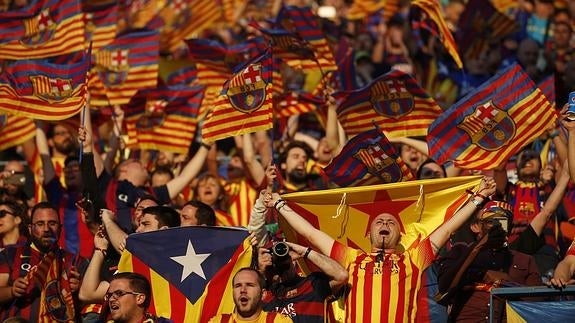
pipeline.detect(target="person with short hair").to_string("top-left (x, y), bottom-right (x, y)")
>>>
top-left (208, 267), bottom-right (292, 323)
top-left (180, 200), bottom-right (216, 226)
top-left (103, 272), bottom-right (171, 323)
top-left (135, 206), bottom-right (180, 233)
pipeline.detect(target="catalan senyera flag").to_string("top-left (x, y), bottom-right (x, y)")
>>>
top-left (158, 0), bottom-right (222, 53)
top-left (0, 114), bottom-right (36, 151)
top-left (0, 0), bottom-right (84, 60)
top-left (411, 0), bottom-right (462, 69)
top-left (118, 226), bottom-right (252, 323)
top-left (0, 53), bottom-right (89, 120)
top-left (124, 83), bottom-right (204, 154)
top-left (280, 176), bottom-right (481, 254)
top-left (82, 0), bottom-right (117, 51)
top-left (427, 63), bottom-right (557, 170)
top-left (457, 0), bottom-right (518, 60)
top-left (336, 69), bottom-right (443, 138)
top-left (202, 50), bottom-right (273, 143)
top-left (89, 29), bottom-right (159, 107)
top-left (324, 128), bottom-right (414, 187)
top-left (275, 5), bottom-right (337, 73)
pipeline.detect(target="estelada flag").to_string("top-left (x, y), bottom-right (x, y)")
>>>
top-left (280, 176), bottom-right (482, 254)
top-left (324, 128), bottom-right (414, 187)
top-left (411, 0), bottom-right (462, 69)
top-left (336, 69), bottom-right (443, 138)
top-left (0, 51), bottom-right (89, 120)
top-left (202, 50), bottom-right (273, 143)
top-left (0, 0), bottom-right (84, 60)
top-left (118, 226), bottom-right (252, 323)
top-left (124, 83), bottom-right (204, 154)
top-left (427, 63), bottom-right (557, 170)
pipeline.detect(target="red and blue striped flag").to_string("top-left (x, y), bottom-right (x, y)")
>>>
top-left (0, 0), bottom-right (84, 59)
top-left (324, 128), bottom-right (414, 187)
top-left (124, 83), bottom-right (204, 154)
top-left (89, 29), bottom-right (159, 107)
top-left (336, 69), bottom-right (443, 138)
top-left (0, 51), bottom-right (89, 120)
top-left (82, 0), bottom-right (117, 51)
top-left (118, 226), bottom-right (252, 322)
top-left (202, 50), bottom-right (274, 143)
top-left (427, 63), bottom-right (557, 170)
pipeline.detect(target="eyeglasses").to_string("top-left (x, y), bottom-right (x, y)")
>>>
top-left (0, 210), bottom-right (14, 218)
top-left (31, 221), bottom-right (60, 229)
top-left (104, 289), bottom-right (143, 301)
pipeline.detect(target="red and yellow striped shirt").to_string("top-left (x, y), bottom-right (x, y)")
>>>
top-left (330, 238), bottom-right (435, 322)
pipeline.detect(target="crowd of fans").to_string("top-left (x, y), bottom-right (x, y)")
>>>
top-left (1, 0), bottom-right (575, 322)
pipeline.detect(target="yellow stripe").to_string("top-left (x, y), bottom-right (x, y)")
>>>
top-left (117, 251), bottom-right (134, 272)
top-left (149, 268), bottom-right (172, 319)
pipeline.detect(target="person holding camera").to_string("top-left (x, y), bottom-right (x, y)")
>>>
top-left (437, 201), bottom-right (542, 322)
top-left (255, 239), bottom-right (348, 323)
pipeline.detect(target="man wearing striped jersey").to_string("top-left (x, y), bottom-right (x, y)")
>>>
top-left (266, 177), bottom-right (496, 322)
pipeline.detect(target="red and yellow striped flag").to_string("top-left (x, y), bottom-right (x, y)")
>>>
top-left (0, 115), bottom-right (36, 151)
top-left (202, 50), bottom-right (273, 143)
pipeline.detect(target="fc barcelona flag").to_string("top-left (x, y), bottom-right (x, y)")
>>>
top-left (202, 50), bottom-right (273, 143)
top-left (538, 74), bottom-right (556, 107)
top-left (0, 0), bottom-right (85, 59)
top-left (427, 63), bottom-right (557, 170)
top-left (124, 84), bottom-right (204, 154)
top-left (274, 91), bottom-right (325, 118)
top-left (280, 176), bottom-right (482, 254)
top-left (89, 29), bottom-right (159, 107)
top-left (0, 52), bottom-right (89, 120)
top-left (82, 0), bottom-right (117, 51)
top-left (324, 128), bottom-right (414, 187)
top-left (118, 226), bottom-right (252, 322)
top-left (411, 0), bottom-right (462, 69)
top-left (336, 69), bottom-right (443, 138)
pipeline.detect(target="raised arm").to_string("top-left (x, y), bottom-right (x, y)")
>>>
top-left (530, 159), bottom-right (570, 235)
top-left (561, 104), bottom-right (575, 181)
top-left (165, 145), bottom-right (209, 199)
top-left (429, 177), bottom-right (496, 253)
top-left (79, 227), bottom-right (110, 303)
top-left (242, 133), bottom-right (266, 186)
top-left (265, 192), bottom-right (336, 257)
top-left (35, 124), bottom-right (56, 185)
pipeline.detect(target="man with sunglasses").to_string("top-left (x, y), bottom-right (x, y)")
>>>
top-left (0, 202), bottom-right (88, 322)
top-left (103, 272), bottom-right (171, 323)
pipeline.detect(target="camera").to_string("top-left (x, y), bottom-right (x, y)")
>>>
top-left (270, 241), bottom-right (290, 261)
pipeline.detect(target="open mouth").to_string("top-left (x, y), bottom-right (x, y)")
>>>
top-left (110, 303), bottom-right (120, 311)
top-left (379, 229), bottom-right (390, 236)
top-left (239, 296), bottom-right (249, 305)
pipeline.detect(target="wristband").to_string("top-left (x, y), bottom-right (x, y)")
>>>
top-left (274, 199), bottom-right (286, 211)
top-left (471, 198), bottom-right (482, 207)
top-left (201, 142), bottom-right (212, 150)
top-left (95, 248), bottom-right (107, 256)
top-left (474, 192), bottom-right (487, 200)
top-left (303, 247), bottom-right (312, 259)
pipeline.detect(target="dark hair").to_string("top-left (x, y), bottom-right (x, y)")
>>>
top-left (141, 206), bottom-right (180, 228)
top-left (416, 159), bottom-right (447, 179)
top-left (30, 202), bottom-right (59, 223)
top-left (64, 155), bottom-right (80, 167)
top-left (279, 140), bottom-right (313, 165)
top-left (232, 267), bottom-right (266, 290)
top-left (135, 194), bottom-right (161, 208)
top-left (0, 199), bottom-right (29, 238)
top-left (110, 272), bottom-right (152, 309)
top-left (150, 166), bottom-right (174, 181)
top-left (183, 200), bottom-right (216, 226)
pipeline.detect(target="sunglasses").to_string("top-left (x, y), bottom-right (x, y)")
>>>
top-left (0, 210), bottom-right (14, 218)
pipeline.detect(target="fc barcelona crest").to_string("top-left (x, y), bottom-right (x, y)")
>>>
top-left (20, 8), bottom-right (56, 46)
top-left (370, 79), bottom-right (414, 119)
top-left (354, 144), bottom-right (402, 183)
top-left (457, 100), bottom-right (516, 151)
top-left (95, 49), bottom-right (130, 87)
top-left (30, 75), bottom-right (73, 102)
top-left (226, 63), bottom-right (267, 114)
top-left (136, 99), bottom-right (167, 129)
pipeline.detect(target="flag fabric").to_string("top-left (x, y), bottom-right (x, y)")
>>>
top-left (0, 114), bottom-right (36, 151)
top-left (336, 69), bottom-right (443, 138)
top-left (411, 0), bottom-right (462, 69)
top-left (0, 0), bottom-right (84, 59)
top-left (538, 74), bottom-right (556, 107)
top-left (82, 1), bottom-right (118, 51)
top-left (0, 52), bottom-right (89, 120)
top-left (185, 38), bottom-right (233, 89)
top-left (506, 300), bottom-right (575, 322)
top-left (280, 176), bottom-right (482, 254)
top-left (275, 5), bottom-right (337, 73)
top-left (456, 0), bottom-right (518, 60)
top-left (346, 0), bottom-right (385, 20)
top-left (124, 84), bottom-right (204, 154)
top-left (89, 29), bottom-right (159, 107)
top-left (202, 50), bottom-right (274, 143)
top-left (324, 128), bottom-right (414, 187)
top-left (427, 63), bottom-right (557, 170)
top-left (334, 38), bottom-right (358, 91)
top-left (165, 65), bottom-right (199, 86)
top-left (157, 0), bottom-right (222, 53)
top-left (118, 226), bottom-right (251, 322)
top-left (274, 91), bottom-right (325, 118)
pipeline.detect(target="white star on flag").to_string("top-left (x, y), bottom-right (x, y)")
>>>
top-left (170, 240), bottom-right (211, 282)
